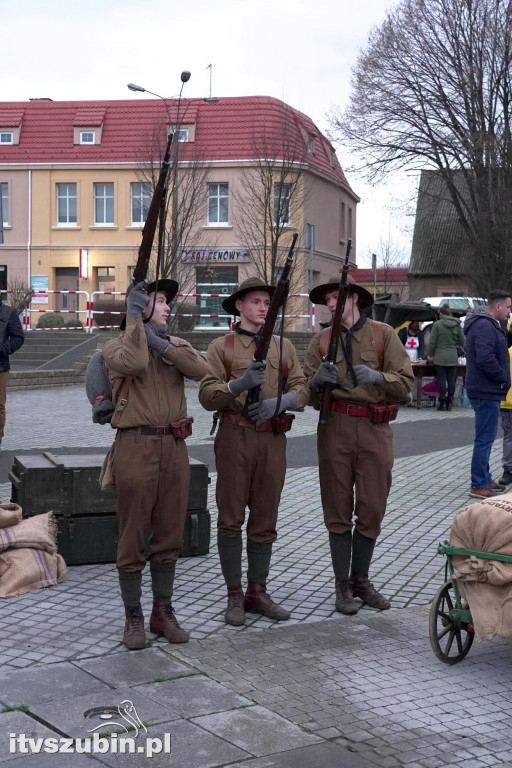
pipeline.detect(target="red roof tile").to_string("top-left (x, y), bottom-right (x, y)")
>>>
top-left (0, 96), bottom-right (350, 189)
top-left (351, 268), bottom-right (409, 282)
top-left (0, 107), bottom-right (25, 126)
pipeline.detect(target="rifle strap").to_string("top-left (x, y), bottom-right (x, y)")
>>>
top-left (223, 334), bottom-right (288, 385)
top-left (319, 320), bottom-right (385, 371)
top-left (110, 375), bottom-right (133, 428)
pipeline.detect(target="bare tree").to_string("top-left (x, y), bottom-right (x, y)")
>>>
top-left (329, 0), bottom-right (512, 295)
top-left (7, 279), bottom-right (34, 315)
top-left (232, 105), bottom-right (310, 299)
top-left (371, 232), bottom-right (409, 297)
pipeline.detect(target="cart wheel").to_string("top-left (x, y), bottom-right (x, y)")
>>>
top-left (429, 579), bottom-right (474, 664)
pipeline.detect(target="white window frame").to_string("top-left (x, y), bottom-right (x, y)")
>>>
top-left (94, 182), bottom-right (114, 225)
top-left (80, 131), bottom-right (95, 144)
top-left (131, 182), bottom-right (151, 225)
top-left (178, 128), bottom-right (189, 142)
top-left (0, 183), bottom-right (9, 226)
top-left (57, 183), bottom-right (77, 225)
top-left (274, 183), bottom-right (290, 226)
top-left (208, 183), bottom-right (229, 225)
top-left (0, 133), bottom-right (13, 145)
top-left (307, 134), bottom-right (315, 153)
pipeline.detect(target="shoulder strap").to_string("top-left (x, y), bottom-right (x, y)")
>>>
top-left (319, 327), bottom-right (331, 359)
top-left (110, 375), bottom-right (133, 428)
top-left (273, 335), bottom-right (288, 386)
top-left (223, 334), bottom-right (235, 381)
top-left (371, 321), bottom-right (385, 371)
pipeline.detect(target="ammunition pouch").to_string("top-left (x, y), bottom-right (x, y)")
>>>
top-left (171, 416), bottom-right (194, 439)
top-left (368, 403), bottom-right (399, 424)
top-left (271, 413), bottom-right (295, 434)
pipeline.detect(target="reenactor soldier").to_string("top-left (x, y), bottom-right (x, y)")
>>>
top-left (103, 280), bottom-right (207, 649)
top-left (199, 277), bottom-right (310, 626)
top-left (303, 275), bottom-right (414, 615)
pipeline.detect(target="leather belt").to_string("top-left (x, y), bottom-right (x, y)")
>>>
top-left (329, 402), bottom-right (371, 417)
top-left (125, 425), bottom-right (174, 436)
top-left (220, 413), bottom-right (274, 432)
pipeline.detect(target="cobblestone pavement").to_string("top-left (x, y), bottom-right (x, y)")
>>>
top-left (1, 385), bottom-right (511, 767)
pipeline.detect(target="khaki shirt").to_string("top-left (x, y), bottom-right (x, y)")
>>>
top-left (103, 318), bottom-right (207, 428)
top-left (303, 319), bottom-right (414, 407)
top-left (199, 333), bottom-right (310, 414)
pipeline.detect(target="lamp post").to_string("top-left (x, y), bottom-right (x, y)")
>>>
top-left (127, 76), bottom-right (218, 281)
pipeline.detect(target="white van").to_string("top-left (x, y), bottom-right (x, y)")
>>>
top-left (421, 296), bottom-right (485, 312)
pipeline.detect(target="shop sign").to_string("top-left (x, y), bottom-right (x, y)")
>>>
top-left (181, 248), bottom-right (251, 263)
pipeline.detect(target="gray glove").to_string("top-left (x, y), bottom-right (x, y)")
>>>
top-left (353, 364), bottom-right (384, 385)
top-left (92, 399), bottom-right (115, 425)
top-left (228, 362), bottom-right (266, 396)
top-left (247, 392), bottom-right (298, 426)
top-left (126, 281), bottom-right (150, 319)
top-left (311, 361), bottom-right (338, 391)
top-left (144, 323), bottom-right (170, 355)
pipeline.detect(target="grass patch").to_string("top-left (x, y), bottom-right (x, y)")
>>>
top-left (1, 705), bottom-right (29, 714)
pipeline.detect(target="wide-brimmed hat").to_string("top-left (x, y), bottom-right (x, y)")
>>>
top-left (309, 274), bottom-right (373, 309)
top-left (222, 277), bottom-right (276, 317)
top-left (120, 278), bottom-right (179, 330)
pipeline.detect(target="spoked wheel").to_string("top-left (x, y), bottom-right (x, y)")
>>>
top-left (429, 579), bottom-right (475, 664)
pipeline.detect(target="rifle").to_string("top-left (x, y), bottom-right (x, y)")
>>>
top-left (246, 233), bottom-right (298, 410)
top-left (318, 238), bottom-right (355, 424)
top-left (132, 131), bottom-right (174, 284)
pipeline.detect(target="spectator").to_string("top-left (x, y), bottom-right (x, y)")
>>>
top-left (0, 294), bottom-right (24, 449)
top-left (464, 289), bottom-right (511, 499)
top-left (397, 321), bottom-right (425, 361)
top-left (426, 304), bottom-right (465, 411)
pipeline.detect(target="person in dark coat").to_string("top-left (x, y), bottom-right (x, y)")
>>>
top-left (464, 290), bottom-right (511, 499)
top-left (0, 297), bottom-right (24, 447)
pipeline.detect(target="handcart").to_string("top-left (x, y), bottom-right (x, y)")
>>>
top-left (429, 542), bottom-right (512, 664)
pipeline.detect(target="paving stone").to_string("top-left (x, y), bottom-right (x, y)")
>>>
top-left (98, 718), bottom-right (249, 767)
top-left (0, 662), bottom-right (110, 707)
top-left (0, 710), bottom-right (62, 764)
top-left (191, 704), bottom-right (321, 756)
top-left (226, 741), bottom-right (379, 767)
top-left (134, 675), bottom-right (252, 718)
top-left (74, 646), bottom-right (198, 687)
top-left (29, 686), bottom-right (181, 739)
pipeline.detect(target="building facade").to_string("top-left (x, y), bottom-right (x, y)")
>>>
top-left (0, 97), bottom-right (358, 330)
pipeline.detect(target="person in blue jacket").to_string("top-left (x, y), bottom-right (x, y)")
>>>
top-left (464, 289), bottom-right (512, 499)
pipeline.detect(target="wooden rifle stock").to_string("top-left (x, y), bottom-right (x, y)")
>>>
top-left (247, 233), bottom-right (298, 408)
top-left (318, 238), bottom-right (352, 424)
top-left (132, 131), bottom-right (174, 285)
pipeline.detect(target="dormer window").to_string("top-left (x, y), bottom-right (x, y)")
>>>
top-left (80, 131), bottom-right (95, 144)
top-left (307, 134), bottom-right (315, 153)
top-left (0, 133), bottom-right (13, 145)
top-left (178, 128), bottom-right (189, 142)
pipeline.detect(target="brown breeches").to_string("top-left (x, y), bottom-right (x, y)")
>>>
top-left (0, 371), bottom-right (8, 440)
top-left (214, 422), bottom-right (287, 543)
top-left (318, 412), bottom-right (394, 540)
top-left (113, 429), bottom-right (190, 572)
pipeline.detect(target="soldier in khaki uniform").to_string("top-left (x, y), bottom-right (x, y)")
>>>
top-left (199, 278), bottom-right (310, 626)
top-left (303, 275), bottom-right (414, 615)
top-left (103, 280), bottom-right (207, 649)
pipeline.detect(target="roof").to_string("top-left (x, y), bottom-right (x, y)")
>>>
top-left (351, 267), bottom-right (409, 283)
top-left (0, 96), bottom-right (350, 188)
top-left (409, 170), bottom-right (474, 276)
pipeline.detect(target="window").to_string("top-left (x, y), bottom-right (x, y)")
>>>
top-left (94, 183), bottom-right (114, 225)
top-left (208, 183), bottom-right (229, 224)
top-left (196, 265), bottom-right (238, 328)
top-left (80, 131), bottom-right (95, 144)
top-left (97, 266), bottom-right (115, 292)
top-left (307, 134), bottom-right (315, 153)
top-left (0, 183), bottom-right (8, 226)
top-left (131, 183), bottom-right (151, 225)
top-left (57, 183), bottom-right (77, 224)
top-left (0, 133), bottom-right (13, 145)
top-left (274, 183), bottom-right (290, 226)
top-left (178, 128), bottom-right (189, 142)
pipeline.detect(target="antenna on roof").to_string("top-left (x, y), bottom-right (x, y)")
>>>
top-left (206, 63), bottom-right (213, 100)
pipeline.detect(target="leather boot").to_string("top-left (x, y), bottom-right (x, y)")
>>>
top-left (437, 398), bottom-right (446, 411)
top-left (244, 582), bottom-right (290, 620)
top-left (123, 605), bottom-right (146, 650)
top-left (445, 397), bottom-right (453, 411)
top-left (149, 601), bottom-right (189, 643)
top-left (335, 579), bottom-right (359, 615)
top-left (351, 573), bottom-right (391, 611)
top-left (225, 587), bottom-right (245, 626)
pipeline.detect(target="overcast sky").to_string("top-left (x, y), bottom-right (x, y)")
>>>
top-left (3, 0), bottom-right (415, 267)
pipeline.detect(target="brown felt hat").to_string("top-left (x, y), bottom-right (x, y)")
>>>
top-left (222, 277), bottom-right (276, 317)
top-left (120, 278), bottom-right (179, 330)
top-left (309, 273), bottom-right (373, 309)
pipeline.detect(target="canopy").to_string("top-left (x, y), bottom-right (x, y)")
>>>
top-left (368, 295), bottom-right (440, 327)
